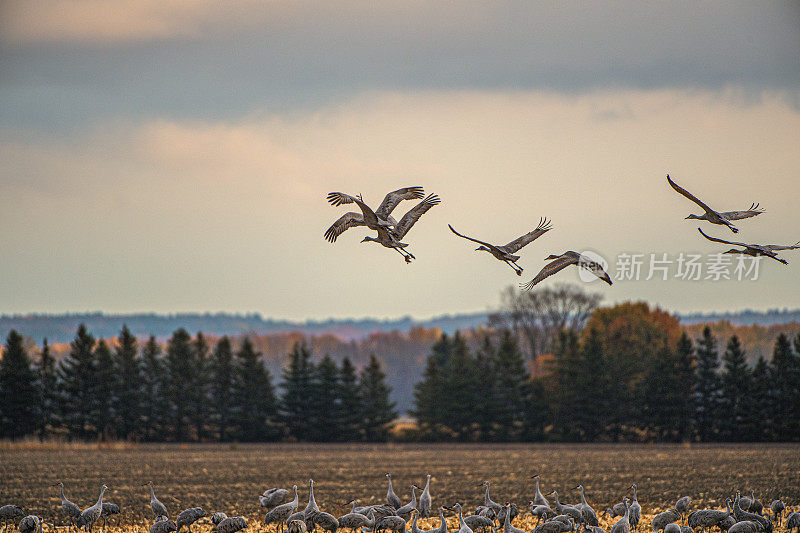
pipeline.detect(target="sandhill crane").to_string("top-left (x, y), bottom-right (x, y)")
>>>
top-left (418, 475), bottom-right (432, 518)
top-left (447, 504), bottom-right (473, 533)
top-left (145, 482), bottom-right (169, 519)
top-left (261, 490), bottom-right (290, 510)
top-left (652, 509), bottom-right (681, 533)
top-left (479, 482), bottom-right (503, 518)
top-left (215, 517), bottom-right (247, 533)
top-left (362, 193), bottom-right (441, 262)
top-left (462, 514), bottom-right (492, 533)
top-left (265, 485), bottom-right (299, 533)
top-left (687, 499), bottom-right (731, 533)
top-left (770, 501), bottom-right (785, 526)
top-left (584, 525), bottom-right (607, 533)
top-left (1, 506), bottom-right (25, 532)
top-left (733, 493), bottom-right (771, 533)
top-left (287, 521), bottom-right (307, 533)
top-left (739, 494), bottom-right (753, 514)
top-left (662, 524), bottom-right (680, 533)
top-left (667, 175), bottom-right (763, 233)
top-left (397, 486), bottom-right (419, 521)
top-left (387, 475), bottom-right (403, 510)
top-left (529, 503), bottom-right (555, 526)
top-left (100, 503), bottom-right (120, 529)
top-left (430, 507), bottom-right (448, 533)
top-left (338, 501), bottom-right (370, 533)
top-left (210, 513), bottom-right (228, 527)
top-left (77, 485), bottom-right (107, 532)
top-left (18, 515), bottom-right (42, 533)
top-left (727, 522), bottom-right (761, 533)
top-left (531, 476), bottom-right (550, 509)
top-left (697, 228), bottom-right (798, 264)
top-left (499, 503), bottom-right (526, 533)
top-left (375, 513), bottom-right (406, 533)
top-left (674, 498), bottom-right (691, 524)
top-left (522, 251), bottom-right (612, 290)
top-left (304, 479), bottom-right (321, 531)
top-left (748, 492), bottom-right (763, 516)
top-left (151, 518), bottom-right (177, 533)
top-left (609, 498), bottom-right (630, 533)
top-left (534, 519), bottom-right (572, 533)
top-left (605, 502), bottom-right (627, 520)
top-left (54, 482), bottom-right (81, 530)
top-left (785, 512), bottom-right (800, 533)
top-left (176, 508), bottom-right (206, 532)
top-left (409, 510), bottom-right (429, 533)
top-left (574, 485), bottom-right (599, 527)
top-left (448, 218), bottom-right (552, 276)
top-left (311, 512), bottom-right (338, 533)
top-left (548, 492), bottom-right (583, 526)
top-left (325, 187), bottom-right (425, 242)
top-left (628, 486), bottom-right (641, 531)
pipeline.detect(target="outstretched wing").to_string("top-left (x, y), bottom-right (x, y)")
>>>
top-left (697, 227), bottom-right (749, 248)
top-left (520, 254), bottom-right (577, 291)
top-left (324, 212), bottom-right (365, 243)
top-left (327, 191), bottom-right (356, 207)
top-left (667, 175), bottom-right (714, 214)
top-left (764, 241), bottom-right (800, 252)
top-left (394, 193), bottom-right (441, 238)
top-left (502, 217), bottom-right (553, 253)
top-left (448, 224), bottom-right (503, 253)
top-left (375, 186), bottom-right (425, 219)
top-left (721, 203), bottom-right (765, 221)
top-left (327, 192), bottom-right (381, 228)
top-left (577, 254), bottom-right (613, 285)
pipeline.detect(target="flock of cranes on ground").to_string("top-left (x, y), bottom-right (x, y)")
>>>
top-left (324, 176), bottom-right (798, 288)
top-left (2, 475), bottom-right (798, 533)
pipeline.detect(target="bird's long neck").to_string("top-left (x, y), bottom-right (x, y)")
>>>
top-left (60, 484), bottom-right (67, 503)
top-left (309, 481), bottom-right (316, 506)
top-left (292, 487), bottom-right (299, 505)
top-left (438, 508), bottom-right (445, 528)
top-left (534, 479), bottom-right (541, 498)
top-left (412, 514), bottom-right (418, 529)
top-left (96, 487), bottom-right (106, 507)
top-left (351, 502), bottom-right (357, 513)
top-left (456, 505), bottom-right (465, 527)
top-left (484, 485), bottom-right (491, 506)
top-left (623, 501), bottom-right (629, 521)
top-left (632, 486), bottom-right (637, 502)
top-left (150, 484), bottom-right (156, 500)
top-left (410, 486), bottom-right (417, 505)
top-left (580, 486), bottom-right (587, 506)
top-left (552, 492), bottom-right (560, 506)
top-left (388, 477), bottom-right (394, 495)
top-left (424, 476), bottom-right (431, 493)
top-left (503, 505), bottom-right (511, 533)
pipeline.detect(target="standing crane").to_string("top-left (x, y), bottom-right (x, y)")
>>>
top-left (628, 485), bottom-right (641, 531)
top-left (77, 484), bottom-right (107, 532)
top-left (215, 517), bottom-right (247, 533)
top-left (396, 486), bottom-right (419, 521)
top-left (609, 498), bottom-right (630, 533)
top-left (150, 517), bottom-right (177, 533)
top-left (261, 490), bottom-right (290, 510)
top-left (447, 504), bottom-right (473, 533)
top-left (145, 482), bottom-right (169, 519)
top-left (479, 482), bottom-right (503, 520)
top-left (53, 482), bottom-right (81, 531)
top-left (674, 498), bottom-right (691, 524)
top-left (100, 503), bottom-right (120, 529)
top-left (264, 485), bottom-right (299, 533)
top-left (176, 508), bottom-right (206, 533)
top-left (770, 500), bottom-right (785, 527)
top-left (531, 476), bottom-right (549, 509)
top-left (651, 510), bottom-right (681, 533)
top-left (418, 475), bottom-right (432, 518)
top-left (304, 479), bottom-right (320, 531)
top-left (18, 516), bottom-right (43, 533)
top-left (574, 485), bottom-right (599, 526)
top-left (386, 475), bottom-right (403, 510)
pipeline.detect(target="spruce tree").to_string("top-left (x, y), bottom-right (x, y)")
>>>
top-left (35, 338), bottom-right (60, 441)
top-left (444, 333), bottom-right (478, 440)
top-left (338, 357), bottom-right (363, 441)
top-left (165, 328), bottom-right (194, 441)
top-left (719, 335), bottom-right (750, 441)
top-left (113, 325), bottom-right (142, 440)
top-left (473, 337), bottom-right (499, 441)
top-left (674, 332), bottom-right (696, 442)
top-left (309, 354), bottom-right (341, 441)
top-left (0, 330), bottom-right (39, 438)
top-left (58, 325), bottom-right (96, 440)
top-left (359, 354), bottom-right (397, 442)
top-left (209, 336), bottom-right (235, 441)
top-left (694, 326), bottom-right (722, 441)
top-left (279, 341), bottom-right (315, 441)
top-left (550, 329), bottom-right (581, 440)
top-left (747, 356), bottom-right (772, 441)
top-left (140, 335), bottom-right (166, 441)
top-left (574, 327), bottom-right (610, 441)
top-left (233, 337), bottom-right (279, 441)
top-left (770, 333), bottom-right (800, 441)
top-left (412, 335), bottom-right (451, 435)
top-left (638, 345), bottom-right (682, 441)
top-left (191, 332), bottom-right (210, 441)
top-left (493, 331), bottom-right (529, 441)
top-left (92, 339), bottom-right (117, 440)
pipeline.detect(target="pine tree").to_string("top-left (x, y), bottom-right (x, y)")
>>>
top-left (412, 335), bottom-right (451, 436)
top-left (574, 327), bottom-right (610, 441)
top-left (747, 356), bottom-right (772, 441)
top-left (58, 325), bottom-right (96, 440)
top-left (308, 354), bottom-right (341, 441)
top-left (473, 337), bottom-right (499, 441)
top-left (338, 357), bottom-right (363, 441)
top-left (770, 333), bottom-right (800, 441)
top-left (140, 336), bottom-right (166, 441)
top-left (550, 329), bottom-right (581, 441)
top-left (523, 377), bottom-right (548, 441)
top-left (209, 336), bottom-right (235, 441)
top-left (279, 341), bottom-right (315, 441)
top-left (673, 332), bottom-right (696, 442)
top-left (638, 344), bottom-right (682, 442)
top-left (694, 326), bottom-right (722, 441)
top-left (35, 338), bottom-right (60, 441)
top-left (165, 328), bottom-right (194, 441)
top-left (113, 325), bottom-right (142, 440)
top-left (92, 339), bottom-right (117, 440)
top-left (0, 330), bottom-right (39, 438)
top-left (493, 331), bottom-right (529, 441)
top-left (359, 354), bottom-right (397, 442)
top-left (719, 335), bottom-right (750, 441)
top-left (443, 333), bottom-right (479, 440)
top-left (191, 332), bottom-right (210, 441)
top-left (233, 337), bottom-right (279, 441)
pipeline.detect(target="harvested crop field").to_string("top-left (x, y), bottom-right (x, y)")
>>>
top-left (1, 443), bottom-right (798, 532)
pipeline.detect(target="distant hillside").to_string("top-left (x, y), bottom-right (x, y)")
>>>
top-left (1, 308), bottom-right (799, 344)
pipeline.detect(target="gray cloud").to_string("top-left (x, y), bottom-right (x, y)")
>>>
top-left (1, 1), bottom-right (799, 135)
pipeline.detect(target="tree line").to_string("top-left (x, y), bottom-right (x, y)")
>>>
top-left (0, 325), bottom-right (396, 442)
top-left (411, 302), bottom-right (800, 442)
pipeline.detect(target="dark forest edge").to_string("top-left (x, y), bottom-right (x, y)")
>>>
top-left (1, 288), bottom-right (799, 443)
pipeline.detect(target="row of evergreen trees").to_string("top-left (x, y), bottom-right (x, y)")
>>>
top-left (411, 325), bottom-right (800, 442)
top-left (0, 326), bottom-right (396, 442)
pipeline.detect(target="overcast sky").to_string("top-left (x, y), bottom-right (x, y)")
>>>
top-left (2, 1), bottom-right (799, 321)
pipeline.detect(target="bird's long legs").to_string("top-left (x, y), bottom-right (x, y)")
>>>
top-left (392, 246), bottom-right (415, 263)
top-left (504, 260), bottom-right (523, 276)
